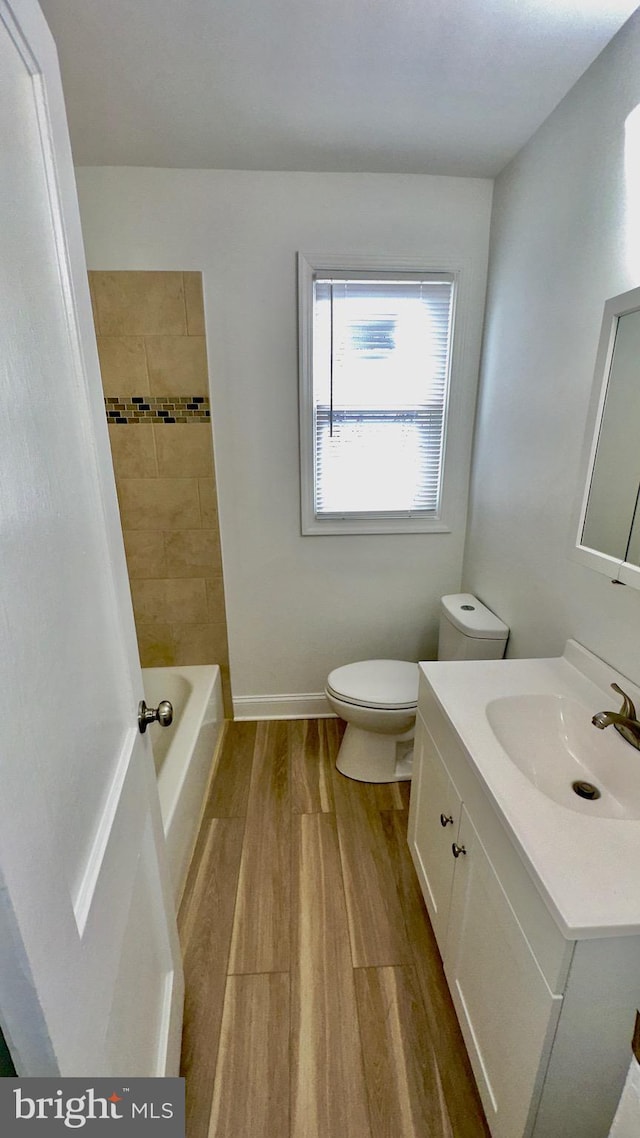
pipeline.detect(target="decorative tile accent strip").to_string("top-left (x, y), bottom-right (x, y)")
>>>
top-left (105, 395), bottom-right (210, 424)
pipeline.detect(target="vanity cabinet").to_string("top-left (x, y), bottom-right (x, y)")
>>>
top-left (444, 805), bottom-right (561, 1138)
top-left (408, 676), bottom-right (640, 1138)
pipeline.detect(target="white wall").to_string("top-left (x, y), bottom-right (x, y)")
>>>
top-left (463, 10), bottom-right (640, 684)
top-left (464, 18), bottom-right (640, 1128)
top-left (76, 169), bottom-right (493, 712)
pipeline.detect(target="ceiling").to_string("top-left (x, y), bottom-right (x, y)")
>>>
top-left (39, 0), bottom-right (639, 177)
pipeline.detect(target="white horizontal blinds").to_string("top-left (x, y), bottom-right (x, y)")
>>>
top-left (312, 273), bottom-right (454, 518)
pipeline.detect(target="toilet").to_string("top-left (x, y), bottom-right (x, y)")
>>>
top-left (325, 593), bottom-right (509, 783)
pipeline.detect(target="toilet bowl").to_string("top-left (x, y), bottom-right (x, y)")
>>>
top-left (326, 594), bottom-right (509, 783)
top-left (326, 660), bottom-right (419, 783)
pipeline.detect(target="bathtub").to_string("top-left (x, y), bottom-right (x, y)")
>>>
top-left (143, 664), bottom-right (224, 905)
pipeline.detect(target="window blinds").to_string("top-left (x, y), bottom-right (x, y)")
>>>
top-left (312, 275), bottom-right (454, 518)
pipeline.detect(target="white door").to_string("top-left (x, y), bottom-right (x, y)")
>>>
top-left (0, 0), bottom-right (183, 1076)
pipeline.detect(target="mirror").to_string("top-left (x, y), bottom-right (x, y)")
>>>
top-left (575, 286), bottom-right (640, 589)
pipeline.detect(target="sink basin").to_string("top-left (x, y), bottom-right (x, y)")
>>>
top-left (486, 694), bottom-right (640, 818)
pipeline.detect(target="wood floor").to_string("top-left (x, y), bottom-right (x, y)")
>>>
top-left (178, 718), bottom-right (490, 1138)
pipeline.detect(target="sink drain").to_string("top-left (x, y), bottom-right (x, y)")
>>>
top-left (572, 780), bottom-right (601, 801)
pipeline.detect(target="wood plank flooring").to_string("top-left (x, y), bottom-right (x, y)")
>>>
top-left (178, 718), bottom-right (489, 1138)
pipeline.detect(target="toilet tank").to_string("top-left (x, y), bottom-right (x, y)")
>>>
top-left (438, 593), bottom-right (509, 661)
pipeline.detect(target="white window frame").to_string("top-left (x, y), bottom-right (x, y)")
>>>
top-left (298, 252), bottom-right (462, 536)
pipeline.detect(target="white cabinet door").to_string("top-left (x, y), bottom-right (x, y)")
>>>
top-left (445, 808), bottom-right (562, 1138)
top-left (0, 0), bottom-right (182, 1076)
top-left (408, 717), bottom-right (461, 953)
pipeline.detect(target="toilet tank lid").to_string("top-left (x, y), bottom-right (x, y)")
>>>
top-left (441, 594), bottom-right (509, 640)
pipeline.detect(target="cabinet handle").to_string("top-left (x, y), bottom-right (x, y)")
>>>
top-left (452, 842), bottom-right (467, 858)
top-left (440, 813), bottom-right (454, 827)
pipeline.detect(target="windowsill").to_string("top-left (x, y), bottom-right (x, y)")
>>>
top-left (301, 515), bottom-right (452, 536)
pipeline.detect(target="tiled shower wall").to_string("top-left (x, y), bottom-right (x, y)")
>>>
top-left (89, 270), bottom-right (231, 711)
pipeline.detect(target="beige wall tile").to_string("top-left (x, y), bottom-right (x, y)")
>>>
top-left (154, 423), bottom-right (214, 477)
top-left (214, 626), bottom-right (229, 666)
top-left (184, 272), bottom-right (205, 336)
top-left (137, 622), bottom-right (176, 668)
top-left (130, 579), bottom-right (167, 623)
top-left (109, 424), bottom-right (157, 478)
top-left (98, 271), bottom-right (230, 690)
top-left (198, 477), bottom-right (219, 527)
top-left (219, 665), bottom-right (233, 717)
top-left (123, 530), bottom-right (166, 579)
top-left (91, 271), bottom-right (187, 336)
top-left (205, 575), bottom-right (227, 623)
top-left (172, 622), bottom-right (229, 666)
top-left (97, 336), bottom-right (149, 395)
top-left (117, 478), bottom-right (201, 530)
top-left (146, 336), bottom-right (209, 396)
top-left (165, 530), bottom-right (222, 577)
top-left (88, 274), bottom-right (100, 333)
top-left (165, 578), bottom-right (207, 623)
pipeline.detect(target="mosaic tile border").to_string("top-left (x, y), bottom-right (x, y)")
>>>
top-left (105, 396), bottom-right (210, 424)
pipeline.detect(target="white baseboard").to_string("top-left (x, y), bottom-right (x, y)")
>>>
top-left (232, 691), bottom-right (335, 721)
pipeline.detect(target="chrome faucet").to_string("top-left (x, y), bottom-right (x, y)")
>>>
top-left (592, 683), bottom-right (640, 750)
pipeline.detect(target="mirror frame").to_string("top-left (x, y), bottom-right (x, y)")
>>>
top-left (573, 285), bottom-right (640, 590)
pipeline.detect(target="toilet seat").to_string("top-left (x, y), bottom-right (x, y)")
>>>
top-left (326, 659), bottom-right (418, 711)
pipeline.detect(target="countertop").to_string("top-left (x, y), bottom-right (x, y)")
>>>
top-left (420, 640), bottom-right (640, 939)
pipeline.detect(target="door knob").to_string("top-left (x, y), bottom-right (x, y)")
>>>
top-left (452, 842), bottom-right (467, 858)
top-left (440, 813), bottom-right (454, 827)
top-left (138, 699), bottom-right (173, 734)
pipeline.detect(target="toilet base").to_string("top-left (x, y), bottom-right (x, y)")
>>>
top-left (335, 722), bottom-right (414, 783)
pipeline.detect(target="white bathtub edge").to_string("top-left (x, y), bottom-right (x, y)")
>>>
top-left (174, 712), bottom-right (227, 911)
top-left (143, 664), bottom-right (225, 907)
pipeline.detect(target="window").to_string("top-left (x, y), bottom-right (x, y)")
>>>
top-left (298, 255), bottom-right (457, 534)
